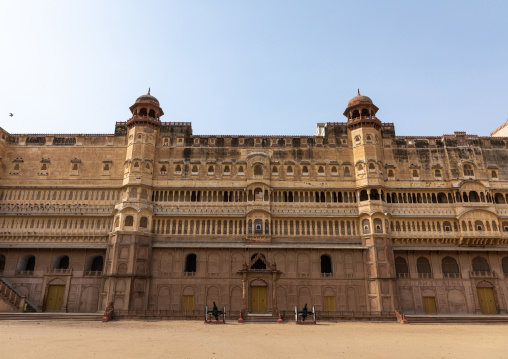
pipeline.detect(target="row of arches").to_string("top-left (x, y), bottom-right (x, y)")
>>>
top-left (161, 163), bottom-right (354, 178)
top-left (0, 189), bottom-right (120, 204)
top-left (132, 107), bottom-right (158, 118)
top-left (152, 189), bottom-right (359, 203)
top-left (152, 218), bottom-right (360, 237)
top-left (151, 187), bottom-right (508, 206)
top-left (181, 252), bottom-right (334, 275)
top-left (389, 219), bottom-right (507, 234)
top-left (395, 256), bottom-right (508, 278)
top-left (118, 215), bottom-right (149, 229)
top-left (154, 218), bottom-right (247, 236)
top-left (0, 217), bottom-right (112, 233)
top-left (273, 219), bottom-right (358, 236)
top-left (13, 254), bottom-right (103, 273)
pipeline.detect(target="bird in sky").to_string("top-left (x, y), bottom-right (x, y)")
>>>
top-left (9, 113), bottom-right (13, 117)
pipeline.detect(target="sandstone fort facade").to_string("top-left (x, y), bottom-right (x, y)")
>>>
top-left (1, 91), bottom-right (508, 318)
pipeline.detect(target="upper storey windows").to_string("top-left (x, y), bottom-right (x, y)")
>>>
top-left (463, 164), bottom-right (475, 178)
top-left (253, 164), bottom-right (263, 176)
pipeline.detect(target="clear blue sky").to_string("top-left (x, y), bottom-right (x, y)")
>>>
top-left (1, 1), bottom-right (507, 136)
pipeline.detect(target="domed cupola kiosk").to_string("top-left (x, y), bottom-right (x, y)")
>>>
top-left (344, 90), bottom-right (385, 185)
top-left (344, 90), bottom-right (381, 130)
top-left (127, 88), bottom-right (164, 129)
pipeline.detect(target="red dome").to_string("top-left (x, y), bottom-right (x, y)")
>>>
top-left (347, 94), bottom-right (373, 108)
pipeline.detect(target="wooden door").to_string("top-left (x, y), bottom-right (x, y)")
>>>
top-left (423, 296), bottom-right (437, 314)
top-left (182, 295), bottom-right (194, 311)
top-left (45, 285), bottom-right (65, 312)
top-left (249, 286), bottom-right (267, 313)
top-left (323, 296), bottom-right (336, 311)
top-left (478, 288), bottom-right (497, 314)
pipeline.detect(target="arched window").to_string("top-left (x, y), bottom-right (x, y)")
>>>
top-left (359, 190), bottom-right (368, 201)
top-left (148, 109), bottom-right (156, 118)
top-left (208, 166), bottom-right (214, 174)
top-left (469, 191), bottom-right (480, 202)
top-left (272, 166), bottom-right (278, 174)
top-left (331, 166), bottom-right (337, 175)
top-left (250, 253), bottom-right (266, 270)
top-left (224, 166), bottom-right (230, 174)
top-left (318, 166), bottom-right (325, 174)
top-left (435, 169), bottom-right (441, 178)
top-left (395, 257), bottom-right (408, 278)
top-left (412, 170), bottom-right (419, 178)
top-left (472, 256), bottom-right (490, 272)
top-left (145, 162), bottom-right (151, 170)
top-left (368, 163), bottom-right (376, 172)
top-left (321, 255), bottom-right (332, 276)
top-left (464, 164), bottom-right (474, 177)
top-left (139, 108), bottom-right (147, 116)
top-left (358, 164), bottom-right (364, 172)
top-left (254, 188), bottom-right (263, 201)
top-left (302, 166), bottom-right (308, 175)
top-left (133, 162), bottom-right (139, 168)
top-left (0, 254), bottom-right (5, 272)
top-left (41, 164), bottom-right (47, 171)
top-left (417, 257), bottom-right (431, 277)
top-left (175, 165), bottom-right (182, 173)
top-left (124, 215), bottom-right (134, 226)
top-left (191, 165), bottom-right (198, 174)
top-left (139, 216), bottom-right (148, 228)
top-left (85, 255), bottom-right (104, 272)
top-left (388, 169), bottom-right (394, 178)
top-left (254, 165), bottom-right (263, 176)
top-left (502, 257), bottom-right (508, 275)
top-left (184, 254), bottom-right (197, 273)
top-left (344, 167), bottom-right (351, 177)
top-left (17, 255), bottom-right (36, 272)
top-left (253, 219), bottom-right (263, 233)
top-left (491, 170), bottom-right (498, 178)
top-left (103, 164), bottom-right (109, 171)
top-left (238, 166), bottom-right (244, 174)
top-left (287, 166), bottom-right (293, 174)
top-left (52, 255), bottom-right (69, 270)
top-left (442, 256), bottom-right (459, 278)
top-left (494, 193), bottom-right (505, 204)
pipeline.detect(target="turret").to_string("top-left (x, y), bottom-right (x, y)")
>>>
top-left (344, 91), bottom-right (384, 187)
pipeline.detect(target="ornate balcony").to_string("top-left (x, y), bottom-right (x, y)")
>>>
top-left (470, 270), bottom-right (496, 278)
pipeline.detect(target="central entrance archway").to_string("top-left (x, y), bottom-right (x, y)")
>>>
top-left (249, 280), bottom-right (267, 313)
top-left (45, 285), bottom-right (65, 312)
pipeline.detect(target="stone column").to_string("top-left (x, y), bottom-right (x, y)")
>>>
top-left (272, 271), bottom-right (278, 316)
top-left (241, 271), bottom-right (247, 316)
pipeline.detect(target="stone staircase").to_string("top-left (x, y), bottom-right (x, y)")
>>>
top-left (244, 313), bottom-right (281, 323)
top-left (0, 278), bottom-right (37, 312)
top-left (0, 312), bottom-right (103, 321)
top-left (404, 314), bottom-right (508, 324)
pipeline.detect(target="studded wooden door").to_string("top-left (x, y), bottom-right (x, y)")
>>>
top-left (45, 285), bottom-right (65, 312)
top-left (423, 296), bottom-right (437, 314)
top-left (249, 286), bottom-right (267, 313)
top-left (182, 295), bottom-right (194, 311)
top-left (323, 296), bottom-right (336, 311)
top-left (478, 288), bottom-right (497, 314)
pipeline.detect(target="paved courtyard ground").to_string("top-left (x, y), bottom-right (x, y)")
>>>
top-left (1, 320), bottom-right (507, 359)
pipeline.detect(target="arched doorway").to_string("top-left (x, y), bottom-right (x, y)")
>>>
top-left (249, 279), bottom-right (267, 313)
top-left (477, 281), bottom-right (497, 314)
top-left (44, 278), bottom-right (66, 312)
